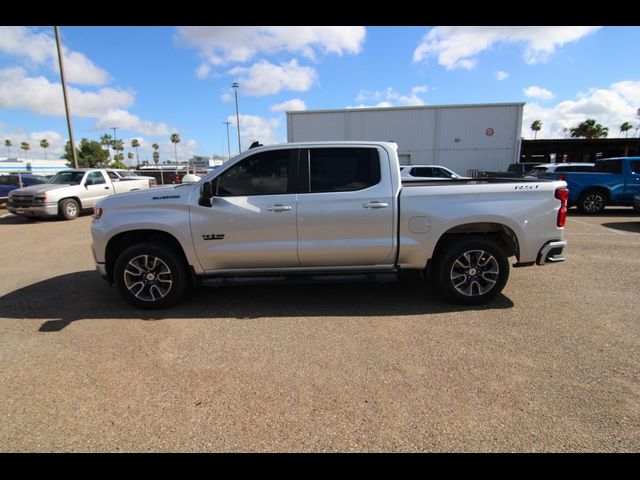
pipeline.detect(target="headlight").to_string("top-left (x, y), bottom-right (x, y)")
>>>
top-left (93, 207), bottom-right (103, 220)
top-left (33, 193), bottom-right (47, 204)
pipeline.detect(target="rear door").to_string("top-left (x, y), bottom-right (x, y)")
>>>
top-left (624, 159), bottom-right (640, 200)
top-left (296, 146), bottom-right (395, 267)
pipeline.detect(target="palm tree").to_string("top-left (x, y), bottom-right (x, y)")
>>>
top-left (620, 122), bottom-right (633, 138)
top-left (170, 133), bottom-right (181, 166)
top-left (113, 139), bottom-right (124, 162)
top-left (20, 141), bottom-right (30, 159)
top-left (152, 151), bottom-right (159, 165)
top-left (131, 138), bottom-right (140, 168)
top-left (127, 152), bottom-right (134, 167)
top-left (4, 139), bottom-right (12, 158)
top-left (100, 134), bottom-right (113, 161)
top-left (530, 120), bottom-right (542, 140)
top-left (570, 119), bottom-right (609, 139)
top-left (40, 139), bottom-right (50, 160)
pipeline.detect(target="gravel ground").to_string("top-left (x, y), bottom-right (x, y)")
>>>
top-left (0, 209), bottom-right (638, 452)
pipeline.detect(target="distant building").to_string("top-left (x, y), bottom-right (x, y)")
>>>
top-left (520, 138), bottom-right (640, 164)
top-left (287, 103), bottom-right (524, 173)
top-left (0, 157), bottom-right (68, 175)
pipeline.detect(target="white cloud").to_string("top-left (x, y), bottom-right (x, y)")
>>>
top-left (228, 59), bottom-right (317, 96)
top-left (495, 70), bottom-right (509, 81)
top-left (196, 63), bottom-right (211, 79)
top-left (176, 26), bottom-right (366, 67)
top-left (95, 110), bottom-right (172, 136)
top-left (414, 26), bottom-right (601, 69)
top-left (220, 91), bottom-right (233, 102)
top-left (228, 114), bottom-right (280, 149)
top-left (0, 26), bottom-right (110, 86)
top-left (270, 99), bottom-right (307, 112)
top-left (522, 80), bottom-right (640, 139)
top-left (353, 86), bottom-right (428, 107)
top-left (0, 127), bottom-right (67, 159)
top-left (524, 85), bottom-right (555, 100)
top-left (0, 67), bottom-right (133, 117)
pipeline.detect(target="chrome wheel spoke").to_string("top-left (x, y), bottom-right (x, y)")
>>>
top-left (450, 249), bottom-right (500, 297)
top-left (123, 254), bottom-right (173, 302)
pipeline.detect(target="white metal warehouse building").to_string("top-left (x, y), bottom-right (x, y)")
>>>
top-left (287, 103), bottom-right (524, 174)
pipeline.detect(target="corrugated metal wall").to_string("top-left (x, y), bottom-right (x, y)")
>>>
top-left (287, 103), bottom-right (523, 173)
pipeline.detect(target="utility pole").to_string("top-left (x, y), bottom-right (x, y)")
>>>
top-left (54, 26), bottom-right (78, 169)
top-left (223, 121), bottom-right (231, 161)
top-left (232, 82), bottom-right (241, 154)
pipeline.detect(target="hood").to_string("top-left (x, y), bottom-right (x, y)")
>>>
top-left (96, 183), bottom-right (196, 209)
top-left (9, 183), bottom-right (73, 195)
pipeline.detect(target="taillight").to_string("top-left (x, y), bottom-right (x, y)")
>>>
top-left (555, 187), bottom-right (569, 227)
top-left (559, 175), bottom-right (567, 181)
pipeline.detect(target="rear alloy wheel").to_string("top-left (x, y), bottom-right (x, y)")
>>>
top-left (435, 236), bottom-right (509, 305)
top-left (114, 242), bottom-right (189, 309)
top-left (578, 191), bottom-right (606, 214)
top-left (59, 198), bottom-right (79, 220)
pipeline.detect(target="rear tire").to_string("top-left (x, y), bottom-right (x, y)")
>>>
top-left (578, 190), bottom-right (606, 214)
top-left (114, 242), bottom-right (189, 309)
top-left (59, 198), bottom-right (79, 220)
top-left (434, 236), bottom-right (509, 305)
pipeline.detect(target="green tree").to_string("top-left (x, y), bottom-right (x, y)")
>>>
top-left (570, 119), bottom-right (609, 139)
top-left (40, 138), bottom-right (50, 159)
top-left (112, 139), bottom-right (124, 159)
top-left (4, 139), bottom-right (12, 158)
top-left (20, 141), bottom-right (30, 159)
top-left (109, 159), bottom-right (127, 169)
top-left (620, 122), bottom-right (633, 138)
top-left (131, 138), bottom-right (140, 168)
top-left (127, 151), bottom-right (134, 167)
top-left (64, 138), bottom-right (110, 168)
top-left (170, 133), bottom-right (180, 166)
top-left (530, 120), bottom-right (542, 140)
top-left (152, 150), bottom-right (159, 165)
top-left (100, 134), bottom-right (113, 161)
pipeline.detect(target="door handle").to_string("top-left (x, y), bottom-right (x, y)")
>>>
top-left (362, 201), bottom-right (389, 209)
top-left (104, 186), bottom-right (110, 190)
top-left (267, 204), bottom-right (293, 212)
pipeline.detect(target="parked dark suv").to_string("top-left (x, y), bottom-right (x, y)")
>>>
top-left (0, 174), bottom-right (49, 205)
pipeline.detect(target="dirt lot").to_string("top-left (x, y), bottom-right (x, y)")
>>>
top-left (0, 209), bottom-right (638, 452)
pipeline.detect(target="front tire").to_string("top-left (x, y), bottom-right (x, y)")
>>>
top-left (434, 236), bottom-right (509, 305)
top-left (59, 198), bottom-right (79, 220)
top-left (114, 242), bottom-right (189, 309)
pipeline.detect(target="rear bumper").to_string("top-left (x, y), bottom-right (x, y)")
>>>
top-left (536, 240), bottom-right (567, 265)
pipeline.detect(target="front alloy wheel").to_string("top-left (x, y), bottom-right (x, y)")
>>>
top-left (114, 242), bottom-right (189, 309)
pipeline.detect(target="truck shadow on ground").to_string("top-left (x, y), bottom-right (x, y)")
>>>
top-left (0, 271), bottom-right (514, 332)
top-left (0, 212), bottom-right (93, 225)
top-left (601, 221), bottom-right (640, 234)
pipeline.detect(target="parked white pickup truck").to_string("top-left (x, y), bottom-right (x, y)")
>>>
top-left (91, 142), bottom-right (568, 308)
top-left (8, 168), bottom-right (153, 220)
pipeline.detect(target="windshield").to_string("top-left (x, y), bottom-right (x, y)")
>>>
top-left (526, 167), bottom-right (548, 177)
top-left (48, 171), bottom-right (85, 185)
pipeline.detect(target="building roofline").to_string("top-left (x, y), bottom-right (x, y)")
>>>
top-left (286, 102), bottom-right (526, 115)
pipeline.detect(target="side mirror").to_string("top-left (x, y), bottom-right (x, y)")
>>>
top-left (198, 181), bottom-right (213, 207)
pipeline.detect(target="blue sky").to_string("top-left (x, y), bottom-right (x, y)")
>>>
top-left (1, 26), bottom-right (639, 165)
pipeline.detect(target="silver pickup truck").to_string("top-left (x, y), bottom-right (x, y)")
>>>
top-left (8, 168), bottom-right (153, 220)
top-left (91, 142), bottom-right (568, 308)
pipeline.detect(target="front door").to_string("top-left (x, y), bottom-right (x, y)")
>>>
top-left (83, 171), bottom-right (112, 208)
top-left (191, 148), bottom-right (300, 271)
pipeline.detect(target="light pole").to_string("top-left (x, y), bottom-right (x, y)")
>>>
top-left (111, 127), bottom-right (118, 165)
top-left (54, 26), bottom-right (78, 169)
top-left (223, 121), bottom-right (231, 161)
top-left (231, 82), bottom-right (241, 154)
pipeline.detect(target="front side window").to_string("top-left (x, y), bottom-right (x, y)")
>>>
top-left (86, 171), bottom-right (106, 185)
top-left (307, 148), bottom-right (380, 193)
top-left (216, 150), bottom-right (293, 196)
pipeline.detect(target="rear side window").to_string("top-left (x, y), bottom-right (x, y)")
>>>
top-left (630, 160), bottom-right (640, 175)
top-left (412, 167), bottom-right (433, 177)
top-left (308, 148), bottom-right (380, 193)
top-left (595, 160), bottom-right (622, 174)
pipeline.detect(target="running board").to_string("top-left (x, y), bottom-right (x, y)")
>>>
top-left (201, 272), bottom-right (399, 287)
